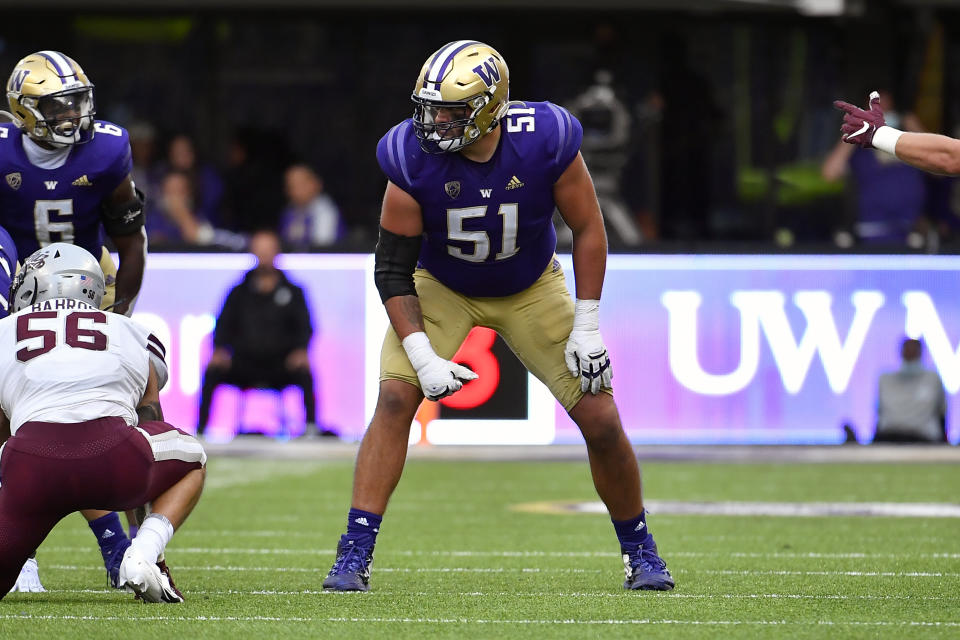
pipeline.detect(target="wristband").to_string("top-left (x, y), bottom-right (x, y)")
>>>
top-left (873, 126), bottom-right (903, 156)
top-left (401, 331), bottom-right (436, 370)
top-left (572, 299), bottom-right (600, 332)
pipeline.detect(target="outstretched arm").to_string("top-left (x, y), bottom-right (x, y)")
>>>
top-left (835, 91), bottom-right (960, 176)
top-left (884, 133), bottom-right (960, 176)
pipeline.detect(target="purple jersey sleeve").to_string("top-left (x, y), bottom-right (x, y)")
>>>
top-left (98, 122), bottom-right (134, 192)
top-left (543, 102), bottom-right (583, 183)
top-left (376, 120), bottom-right (417, 192)
top-left (0, 225), bottom-right (16, 318)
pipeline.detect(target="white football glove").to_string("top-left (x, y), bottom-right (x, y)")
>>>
top-left (564, 299), bottom-right (613, 394)
top-left (11, 557), bottom-right (46, 593)
top-left (402, 332), bottom-right (478, 401)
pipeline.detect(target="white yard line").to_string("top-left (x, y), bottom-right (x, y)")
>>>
top-left (31, 588), bottom-right (960, 601)
top-left (44, 564), bottom-right (960, 576)
top-left (518, 500), bottom-right (960, 518)
top-left (199, 441), bottom-right (960, 463)
top-left (38, 546), bottom-right (960, 560)
top-left (0, 614), bottom-right (957, 627)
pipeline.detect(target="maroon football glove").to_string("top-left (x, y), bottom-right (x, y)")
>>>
top-left (833, 90), bottom-right (885, 148)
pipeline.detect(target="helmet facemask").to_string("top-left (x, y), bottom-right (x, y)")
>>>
top-left (412, 94), bottom-right (492, 153)
top-left (24, 86), bottom-right (96, 147)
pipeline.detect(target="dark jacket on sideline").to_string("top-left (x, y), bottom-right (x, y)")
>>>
top-left (213, 268), bottom-right (313, 362)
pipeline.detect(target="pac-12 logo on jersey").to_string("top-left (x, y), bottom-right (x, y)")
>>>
top-left (445, 181), bottom-right (461, 199)
top-left (5, 173), bottom-right (21, 190)
top-left (472, 57), bottom-right (501, 88)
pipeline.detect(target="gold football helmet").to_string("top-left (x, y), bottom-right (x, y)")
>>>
top-left (411, 41), bottom-right (513, 153)
top-left (6, 50), bottom-right (96, 147)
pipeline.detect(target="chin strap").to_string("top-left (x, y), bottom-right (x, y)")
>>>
top-left (102, 297), bottom-right (127, 313)
top-left (494, 99), bottom-right (524, 120)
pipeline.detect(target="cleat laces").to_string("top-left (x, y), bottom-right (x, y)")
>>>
top-left (624, 542), bottom-right (668, 575)
top-left (329, 540), bottom-right (372, 577)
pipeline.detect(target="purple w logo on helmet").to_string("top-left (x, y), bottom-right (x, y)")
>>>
top-left (12, 70), bottom-right (29, 91)
top-left (472, 57), bottom-right (501, 88)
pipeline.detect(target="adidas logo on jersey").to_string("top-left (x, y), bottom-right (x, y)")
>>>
top-left (505, 175), bottom-right (524, 190)
top-left (72, 174), bottom-right (93, 186)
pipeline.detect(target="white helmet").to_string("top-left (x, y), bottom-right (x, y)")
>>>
top-left (10, 243), bottom-right (105, 312)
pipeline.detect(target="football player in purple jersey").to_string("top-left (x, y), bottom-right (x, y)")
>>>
top-left (0, 226), bottom-right (16, 320)
top-left (836, 90), bottom-right (960, 175)
top-left (323, 41), bottom-right (673, 592)
top-left (1, 51), bottom-right (150, 593)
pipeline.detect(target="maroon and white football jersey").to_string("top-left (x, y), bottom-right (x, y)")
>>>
top-left (0, 297), bottom-right (167, 434)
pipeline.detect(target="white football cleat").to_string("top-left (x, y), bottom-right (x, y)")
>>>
top-left (10, 557), bottom-right (46, 592)
top-left (118, 546), bottom-right (165, 603)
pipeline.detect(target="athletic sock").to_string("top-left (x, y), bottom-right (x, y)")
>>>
top-left (131, 513), bottom-right (174, 564)
top-left (88, 512), bottom-right (130, 564)
top-left (612, 509), bottom-right (653, 548)
top-left (345, 508), bottom-right (382, 546)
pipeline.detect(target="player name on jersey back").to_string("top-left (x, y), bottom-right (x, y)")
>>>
top-left (27, 298), bottom-right (96, 312)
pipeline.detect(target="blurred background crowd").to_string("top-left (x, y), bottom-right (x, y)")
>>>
top-left (6, 0), bottom-right (960, 254)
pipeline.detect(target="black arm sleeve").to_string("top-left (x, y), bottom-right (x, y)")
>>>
top-left (101, 187), bottom-right (146, 236)
top-left (374, 226), bottom-right (422, 303)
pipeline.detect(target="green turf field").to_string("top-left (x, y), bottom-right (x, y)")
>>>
top-left (2, 455), bottom-right (959, 639)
